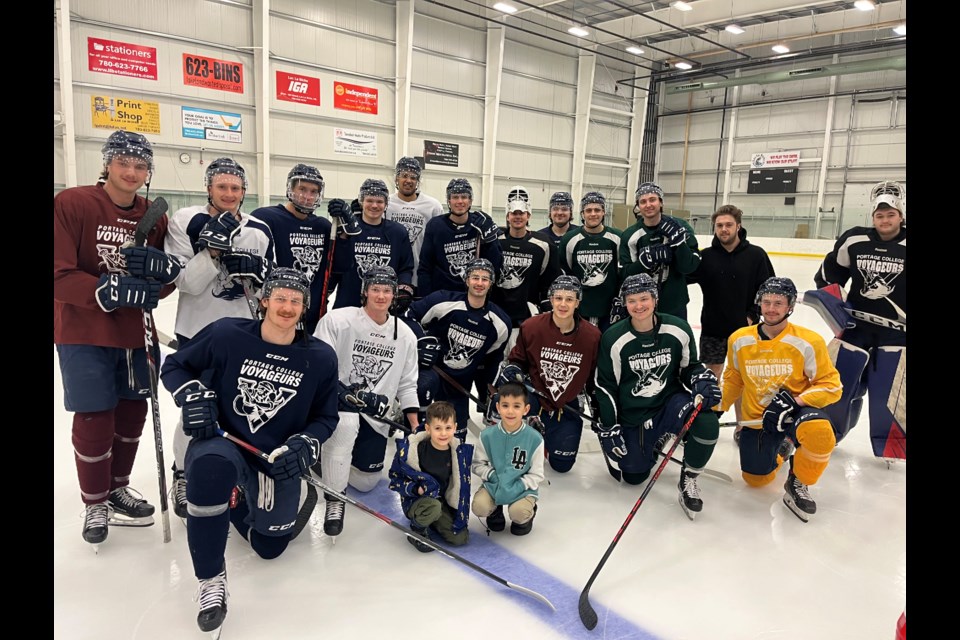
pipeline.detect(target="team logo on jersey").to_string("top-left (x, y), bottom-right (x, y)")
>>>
top-left (233, 378), bottom-right (298, 433)
top-left (856, 256), bottom-right (906, 320)
top-left (745, 359), bottom-right (793, 407)
top-left (291, 245), bottom-right (325, 284)
top-left (97, 244), bottom-right (127, 273)
top-left (576, 251), bottom-right (612, 286)
top-left (627, 351), bottom-right (672, 397)
top-left (390, 211), bottom-right (425, 244)
top-left (350, 353), bottom-right (393, 388)
top-left (498, 253), bottom-right (533, 290)
top-left (211, 267), bottom-right (245, 301)
top-left (443, 325), bottom-right (485, 370)
top-left (540, 359), bottom-right (579, 401)
top-left (448, 250), bottom-right (473, 279)
top-left (356, 252), bottom-right (390, 278)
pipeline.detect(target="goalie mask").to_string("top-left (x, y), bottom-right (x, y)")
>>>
top-left (506, 185), bottom-right (531, 215)
top-left (870, 181), bottom-right (905, 218)
top-left (286, 164), bottom-right (325, 214)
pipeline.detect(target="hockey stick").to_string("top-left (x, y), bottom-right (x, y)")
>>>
top-left (217, 429), bottom-right (555, 612)
top-left (130, 197), bottom-right (173, 543)
top-left (431, 365), bottom-right (490, 412)
top-left (578, 399), bottom-right (705, 630)
top-left (337, 381), bottom-right (414, 436)
top-left (318, 217), bottom-right (339, 318)
top-left (241, 279), bottom-right (260, 319)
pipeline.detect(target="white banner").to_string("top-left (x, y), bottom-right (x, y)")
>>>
top-left (334, 127), bottom-right (377, 157)
top-left (750, 151), bottom-right (800, 168)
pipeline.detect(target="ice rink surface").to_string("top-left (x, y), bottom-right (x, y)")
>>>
top-left (53, 255), bottom-right (906, 640)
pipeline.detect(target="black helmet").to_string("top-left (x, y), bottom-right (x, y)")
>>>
top-left (102, 131), bottom-right (153, 169)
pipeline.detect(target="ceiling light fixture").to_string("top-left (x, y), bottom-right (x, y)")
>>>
top-left (675, 61), bottom-right (693, 69)
top-left (671, 1), bottom-right (693, 11)
top-left (568, 26), bottom-right (589, 37)
top-left (772, 43), bottom-right (790, 54)
top-left (725, 24), bottom-right (745, 35)
top-left (626, 46), bottom-right (644, 55)
top-left (853, 0), bottom-right (876, 11)
top-left (493, 2), bottom-right (517, 13)
top-left (892, 23), bottom-right (906, 36)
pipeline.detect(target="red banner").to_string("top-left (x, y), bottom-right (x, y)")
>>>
top-left (277, 71), bottom-right (320, 106)
top-left (333, 81), bottom-right (378, 114)
top-left (87, 37), bottom-right (157, 80)
top-left (182, 54), bottom-right (244, 94)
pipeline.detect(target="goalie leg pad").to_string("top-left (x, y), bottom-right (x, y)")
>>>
top-left (802, 286), bottom-right (856, 338)
top-left (867, 346), bottom-right (906, 459)
top-left (790, 408), bottom-right (836, 486)
top-left (825, 338), bottom-right (870, 443)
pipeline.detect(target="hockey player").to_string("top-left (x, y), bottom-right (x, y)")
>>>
top-left (407, 258), bottom-right (511, 441)
top-left (250, 164), bottom-right (344, 334)
top-left (386, 156), bottom-right (443, 297)
top-left (558, 191), bottom-right (622, 331)
top-left (417, 178), bottom-right (503, 297)
top-left (620, 182), bottom-right (701, 319)
top-left (594, 274), bottom-right (721, 519)
top-left (54, 131), bottom-right (176, 545)
top-left (328, 178), bottom-right (415, 310)
top-left (538, 191), bottom-right (579, 250)
top-left (159, 268), bottom-right (339, 634)
top-left (493, 186), bottom-right (560, 355)
top-left (313, 265), bottom-right (420, 537)
top-left (688, 204), bottom-right (775, 434)
top-left (810, 181), bottom-right (906, 460)
top-left (500, 275), bottom-right (601, 473)
top-left (720, 277), bottom-right (842, 522)
top-left (164, 157), bottom-right (275, 517)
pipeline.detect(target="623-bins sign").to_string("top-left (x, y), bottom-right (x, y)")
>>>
top-left (182, 54), bottom-right (244, 94)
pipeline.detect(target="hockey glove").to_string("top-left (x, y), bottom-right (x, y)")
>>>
top-left (609, 296), bottom-right (627, 325)
top-left (527, 414), bottom-right (546, 437)
top-left (121, 246), bottom-right (182, 284)
top-left (689, 370), bottom-right (722, 408)
top-left (468, 210), bottom-right (500, 245)
top-left (537, 298), bottom-right (552, 313)
top-left (483, 393), bottom-right (501, 427)
top-left (338, 383), bottom-right (364, 412)
top-left (495, 363), bottom-right (525, 388)
top-left (198, 212), bottom-right (240, 252)
top-left (327, 199), bottom-right (361, 236)
top-left (269, 433), bottom-right (320, 481)
top-left (355, 390), bottom-right (391, 419)
top-left (762, 389), bottom-right (798, 435)
top-left (417, 336), bottom-right (442, 369)
top-left (393, 283), bottom-right (415, 315)
top-left (637, 243), bottom-right (673, 270)
top-left (95, 274), bottom-right (161, 312)
top-left (657, 216), bottom-right (688, 248)
top-left (596, 424), bottom-right (627, 461)
top-left (221, 251), bottom-right (269, 287)
top-left (173, 383), bottom-right (219, 440)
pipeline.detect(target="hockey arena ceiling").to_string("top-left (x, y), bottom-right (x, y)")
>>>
top-left (416, 0), bottom-right (907, 89)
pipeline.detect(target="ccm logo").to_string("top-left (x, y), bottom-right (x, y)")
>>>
top-left (266, 354), bottom-right (289, 361)
top-left (268, 521), bottom-right (295, 531)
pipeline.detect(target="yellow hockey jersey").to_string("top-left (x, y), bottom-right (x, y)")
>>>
top-left (721, 322), bottom-right (842, 420)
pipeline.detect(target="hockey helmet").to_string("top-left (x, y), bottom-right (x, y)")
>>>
top-left (102, 131), bottom-right (154, 170)
top-left (620, 273), bottom-right (659, 300)
top-left (286, 164), bottom-right (325, 213)
top-left (548, 275), bottom-right (583, 301)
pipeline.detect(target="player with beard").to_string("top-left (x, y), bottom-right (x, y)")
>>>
top-left (537, 191), bottom-right (579, 250)
top-left (386, 156), bottom-right (442, 299)
top-left (558, 191), bottom-right (622, 331)
top-left (688, 204), bottom-right (774, 434)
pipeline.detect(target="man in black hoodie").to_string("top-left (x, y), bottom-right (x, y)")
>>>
top-left (688, 205), bottom-right (775, 427)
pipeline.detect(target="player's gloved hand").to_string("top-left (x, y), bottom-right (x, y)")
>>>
top-left (173, 382), bottom-right (219, 440)
top-left (198, 212), bottom-right (240, 252)
top-left (637, 243), bottom-right (673, 270)
top-left (690, 370), bottom-right (722, 408)
top-left (327, 199), bottom-right (361, 236)
top-left (95, 274), bottom-right (161, 312)
top-left (609, 296), bottom-right (627, 325)
top-left (355, 390), bottom-right (391, 419)
top-left (268, 433), bottom-right (320, 481)
top-left (468, 210), bottom-right (500, 244)
top-left (762, 389), bottom-right (798, 434)
top-left (338, 383), bottom-right (364, 412)
top-left (658, 216), bottom-right (688, 248)
top-left (221, 251), bottom-right (269, 287)
top-left (596, 424), bottom-right (627, 460)
top-left (393, 283), bottom-right (415, 314)
top-left (121, 246), bottom-right (182, 284)
top-left (537, 298), bottom-right (552, 313)
top-left (526, 414), bottom-right (546, 437)
top-left (417, 336), bottom-right (441, 368)
top-left (483, 394), bottom-right (501, 426)
top-left (496, 363), bottom-right (525, 387)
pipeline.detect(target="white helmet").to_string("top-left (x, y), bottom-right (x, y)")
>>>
top-left (870, 181), bottom-right (905, 216)
top-left (506, 185), bottom-right (530, 214)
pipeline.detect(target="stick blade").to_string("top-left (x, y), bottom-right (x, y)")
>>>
top-left (135, 196), bottom-right (169, 246)
top-left (578, 588), bottom-right (599, 630)
top-left (506, 581), bottom-right (556, 612)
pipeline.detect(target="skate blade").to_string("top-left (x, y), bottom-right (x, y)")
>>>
top-left (677, 494), bottom-right (699, 521)
top-left (782, 496), bottom-right (810, 523)
top-left (108, 513), bottom-right (155, 527)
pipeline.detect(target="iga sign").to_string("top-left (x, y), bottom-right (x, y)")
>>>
top-left (87, 37), bottom-right (157, 80)
top-left (750, 151), bottom-right (800, 168)
top-left (182, 54), bottom-right (244, 93)
top-left (277, 71), bottom-right (320, 106)
top-left (333, 81), bottom-right (378, 114)
top-left (181, 106), bottom-right (243, 144)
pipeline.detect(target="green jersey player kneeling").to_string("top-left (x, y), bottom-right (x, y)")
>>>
top-left (593, 274), bottom-right (722, 520)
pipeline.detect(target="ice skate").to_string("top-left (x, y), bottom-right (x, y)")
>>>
top-left (783, 471), bottom-right (816, 522)
top-left (323, 495), bottom-right (345, 540)
top-left (107, 487), bottom-right (155, 527)
top-left (196, 566), bottom-right (228, 636)
top-left (170, 469), bottom-right (188, 519)
top-left (82, 502), bottom-right (110, 551)
top-left (678, 465), bottom-right (703, 520)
